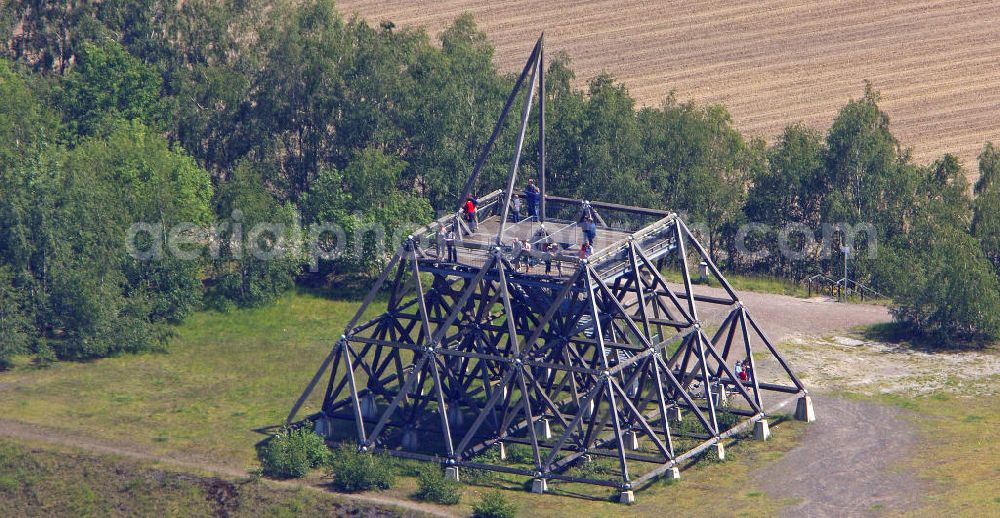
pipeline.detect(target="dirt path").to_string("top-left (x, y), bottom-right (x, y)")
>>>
top-left (698, 289), bottom-right (929, 514)
top-left (752, 394), bottom-right (925, 517)
top-left (0, 419), bottom-right (456, 518)
top-left (689, 285), bottom-right (891, 342)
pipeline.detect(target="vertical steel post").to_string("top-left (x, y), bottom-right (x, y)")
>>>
top-left (538, 33), bottom-right (546, 222)
top-left (458, 39), bottom-right (541, 211)
top-left (497, 56), bottom-right (540, 244)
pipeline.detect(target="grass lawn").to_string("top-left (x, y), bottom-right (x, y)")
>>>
top-left (661, 267), bottom-right (890, 304)
top-left (659, 269), bottom-right (811, 298)
top-left (0, 438), bottom-right (405, 517)
top-left (0, 289), bottom-right (809, 515)
top-left (0, 289), bottom-right (384, 468)
top-left (3, 287), bottom-right (991, 516)
top-left (398, 422), bottom-right (806, 517)
top-left (867, 390), bottom-right (1000, 516)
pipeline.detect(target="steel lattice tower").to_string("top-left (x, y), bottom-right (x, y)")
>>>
top-left (289, 35), bottom-right (814, 502)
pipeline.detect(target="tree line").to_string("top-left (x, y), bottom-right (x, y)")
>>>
top-left (1, 0), bottom-right (997, 368)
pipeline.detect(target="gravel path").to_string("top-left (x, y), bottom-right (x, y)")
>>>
top-left (689, 285), bottom-right (891, 342)
top-left (752, 394), bottom-right (925, 517)
top-left (689, 288), bottom-right (928, 515)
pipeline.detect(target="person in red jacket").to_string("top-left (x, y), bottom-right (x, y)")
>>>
top-left (462, 196), bottom-right (478, 233)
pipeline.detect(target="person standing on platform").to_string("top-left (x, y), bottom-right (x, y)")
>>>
top-left (463, 196), bottom-right (478, 233)
top-left (511, 237), bottom-right (526, 273)
top-left (511, 195), bottom-right (522, 222)
top-left (524, 179), bottom-right (540, 221)
top-left (532, 224), bottom-right (552, 252)
top-left (581, 216), bottom-right (597, 246)
top-left (445, 226), bottom-right (458, 262)
top-left (545, 242), bottom-right (561, 275)
top-left (435, 225), bottom-right (447, 259)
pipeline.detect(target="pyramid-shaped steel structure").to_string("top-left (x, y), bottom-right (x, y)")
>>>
top-left (289, 34), bottom-right (814, 502)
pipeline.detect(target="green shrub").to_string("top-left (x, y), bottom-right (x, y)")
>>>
top-left (413, 467), bottom-right (462, 505)
top-left (878, 222), bottom-right (1000, 344)
top-left (716, 410), bottom-right (749, 438)
top-left (505, 443), bottom-right (535, 464)
top-left (259, 427), bottom-right (330, 478)
top-left (571, 456), bottom-right (617, 478)
top-left (327, 446), bottom-right (395, 492)
top-left (463, 448), bottom-right (501, 485)
top-left (703, 444), bottom-right (727, 463)
top-left (472, 490), bottom-right (517, 518)
top-left (388, 457), bottom-right (426, 477)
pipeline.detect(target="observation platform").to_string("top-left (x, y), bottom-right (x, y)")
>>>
top-left (410, 190), bottom-right (681, 283)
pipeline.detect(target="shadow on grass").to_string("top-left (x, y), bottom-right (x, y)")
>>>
top-left (298, 273), bottom-right (384, 300)
top-left (632, 413), bottom-right (793, 493)
top-left (860, 322), bottom-right (998, 352)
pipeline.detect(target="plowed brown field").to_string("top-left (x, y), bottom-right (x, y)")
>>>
top-left (338, 0), bottom-right (1000, 169)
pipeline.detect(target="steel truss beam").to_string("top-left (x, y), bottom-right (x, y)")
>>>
top-left (291, 219), bottom-right (807, 494)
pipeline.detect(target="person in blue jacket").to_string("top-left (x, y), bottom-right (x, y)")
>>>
top-left (524, 179), bottom-right (541, 221)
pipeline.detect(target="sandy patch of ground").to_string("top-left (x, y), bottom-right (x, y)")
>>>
top-left (783, 335), bottom-right (1000, 397)
top-left (689, 286), bottom-right (891, 343)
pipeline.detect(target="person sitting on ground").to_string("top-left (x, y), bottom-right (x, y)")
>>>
top-left (740, 358), bottom-right (752, 382)
top-left (524, 179), bottom-right (540, 221)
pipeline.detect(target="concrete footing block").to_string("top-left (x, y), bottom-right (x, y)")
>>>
top-left (531, 478), bottom-right (547, 494)
top-left (498, 442), bottom-right (507, 461)
top-left (664, 466), bottom-right (680, 480)
top-left (753, 419), bottom-right (771, 440)
top-left (313, 415), bottom-right (333, 438)
top-left (401, 429), bottom-right (419, 450)
top-left (361, 394), bottom-right (378, 419)
top-left (670, 406), bottom-right (682, 422)
top-left (534, 418), bottom-right (552, 440)
top-left (714, 442), bottom-right (726, 461)
top-left (444, 466), bottom-right (459, 482)
top-left (795, 395), bottom-right (816, 422)
top-left (624, 431), bottom-right (640, 450)
top-left (618, 490), bottom-right (635, 504)
top-left (712, 385), bottom-right (728, 408)
top-left (447, 406), bottom-right (465, 427)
